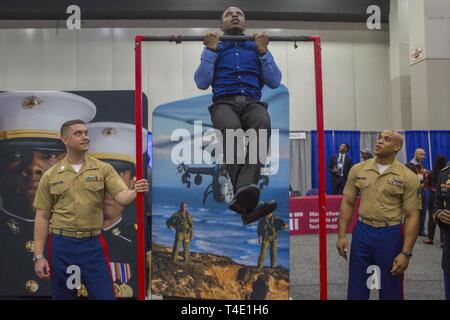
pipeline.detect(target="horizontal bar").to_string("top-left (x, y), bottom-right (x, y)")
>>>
top-left (141, 35), bottom-right (313, 43)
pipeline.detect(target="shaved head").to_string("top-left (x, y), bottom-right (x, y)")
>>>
top-left (386, 129), bottom-right (404, 148)
top-left (375, 129), bottom-right (404, 158)
top-left (414, 148), bottom-right (426, 162)
top-left (415, 148), bottom-right (425, 155)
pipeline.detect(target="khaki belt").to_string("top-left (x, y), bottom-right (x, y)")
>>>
top-left (50, 228), bottom-right (101, 239)
top-left (359, 217), bottom-right (401, 228)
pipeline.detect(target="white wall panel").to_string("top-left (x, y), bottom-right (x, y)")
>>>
top-left (353, 24), bottom-right (391, 130)
top-left (285, 21), bottom-right (319, 131)
top-left (76, 28), bottom-right (113, 90)
top-left (0, 29), bottom-right (6, 89)
top-left (320, 22), bottom-right (357, 130)
top-left (43, 29), bottom-right (77, 89)
top-left (144, 27), bottom-right (184, 114)
top-left (5, 29), bottom-right (43, 90)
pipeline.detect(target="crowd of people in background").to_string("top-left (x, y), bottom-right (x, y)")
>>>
top-left (327, 144), bottom-right (448, 248)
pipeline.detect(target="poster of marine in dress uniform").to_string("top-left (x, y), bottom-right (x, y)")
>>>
top-left (0, 90), bottom-right (149, 298)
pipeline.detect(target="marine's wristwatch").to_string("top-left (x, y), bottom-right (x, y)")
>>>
top-left (400, 250), bottom-right (413, 259)
top-left (32, 254), bottom-right (44, 262)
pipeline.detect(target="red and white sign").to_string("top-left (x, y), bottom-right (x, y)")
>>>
top-left (411, 46), bottom-right (423, 64)
top-left (289, 195), bottom-right (360, 235)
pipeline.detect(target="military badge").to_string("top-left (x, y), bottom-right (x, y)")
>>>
top-left (102, 127), bottom-right (117, 136)
top-left (110, 262), bottom-right (132, 284)
top-left (387, 177), bottom-right (404, 188)
top-left (114, 282), bottom-right (122, 297)
top-left (112, 228), bottom-right (132, 243)
top-left (417, 187), bottom-right (423, 200)
top-left (85, 176), bottom-right (103, 182)
top-left (6, 219), bottom-right (20, 234)
top-left (77, 284), bottom-right (89, 298)
top-left (22, 96), bottom-right (44, 110)
top-left (25, 280), bottom-right (39, 293)
top-left (119, 283), bottom-right (133, 298)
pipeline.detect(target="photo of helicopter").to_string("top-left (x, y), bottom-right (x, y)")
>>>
top-left (176, 162), bottom-right (271, 205)
top-left (152, 86), bottom-right (289, 207)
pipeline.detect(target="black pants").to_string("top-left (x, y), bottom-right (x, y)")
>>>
top-left (331, 175), bottom-right (346, 195)
top-left (427, 191), bottom-right (443, 242)
top-left (208, 98), bottom-right (271, 193)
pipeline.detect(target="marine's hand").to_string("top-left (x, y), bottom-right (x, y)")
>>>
top-left (391, 253), bottom-right (409, 275)
top-left (336, 236), bottom-right (348, 260)
top-left (133, 177), bottom-right (149, 193)
top-left (35, 258), bottom-right (51, 279)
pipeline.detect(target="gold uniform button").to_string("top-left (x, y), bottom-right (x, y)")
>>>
top-left (25, 241), bottom-right (34, 253)
top-left (25, 280), bottom-right (39, 293)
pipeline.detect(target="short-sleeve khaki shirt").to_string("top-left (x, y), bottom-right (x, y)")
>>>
top-left (343, 158), bottom-right (422, 222)
top-left (33, 155), bottom-right (128, 231)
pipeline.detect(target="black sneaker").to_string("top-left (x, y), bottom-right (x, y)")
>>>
top-left (229, 198), bottom-right (247, 214)
top-left (229, 184), bottom-right (260, 214)
top-left (241, 201), bottom-right (277, 225)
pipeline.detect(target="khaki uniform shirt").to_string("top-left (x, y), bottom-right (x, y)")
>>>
top-left (343, 158), bottom-right (422, 222)
top-left (166, 210), bottom-right (194, 235)
top-left (33, 155), bottom-right (128, 231)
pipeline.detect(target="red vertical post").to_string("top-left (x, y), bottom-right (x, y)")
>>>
top-left (311, 35), bottom-right (328, 300)
top-left (134, 35), bottom-right (146, 300)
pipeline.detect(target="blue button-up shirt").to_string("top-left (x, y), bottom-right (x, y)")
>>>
top-left (194, 40), bottom-right (282, 100)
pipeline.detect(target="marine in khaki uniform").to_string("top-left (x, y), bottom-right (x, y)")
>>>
top-left (166, 202), bottom-right (194, 265)
top-left (33, 119), bottom-right (149, 300)
top-left (432, 164), bottom-right (450, 300)
top-left (257, 212), bottom-right (288, 268)
top-left (336, 129), bottom-right (422, 300)
top-left (0, 91), bottom-right (96, 297)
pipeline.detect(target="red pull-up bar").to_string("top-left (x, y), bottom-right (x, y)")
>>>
top-left (134, 34), bottom-right (327, 301)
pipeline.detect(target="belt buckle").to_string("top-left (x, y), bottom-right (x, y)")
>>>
top-left (236, 96), bottom-right (246, 102)
top-left (75, 231), bottom-right (84, 239)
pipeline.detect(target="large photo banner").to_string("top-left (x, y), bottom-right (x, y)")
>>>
top-left (151, 85), bottom-right (290, 300)
top-left (0, 90), bottom-right (149, 298)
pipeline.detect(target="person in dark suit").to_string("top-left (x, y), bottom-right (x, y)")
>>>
top-left (328, 143), bottom-right (353, 195)
top-left (405, 148), bottom-right (428, 236)
top-left (433, 162), bottom-right (450, 300)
